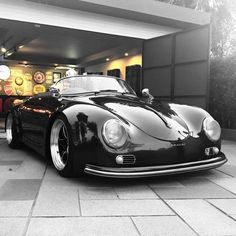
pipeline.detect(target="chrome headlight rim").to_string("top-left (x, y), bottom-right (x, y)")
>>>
top-left (102, 119), bottom-right (128, 149)
top-left (203, 117), bottom-right (221, 142)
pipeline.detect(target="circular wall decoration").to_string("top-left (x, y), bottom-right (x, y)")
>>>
top-left (15, 77), bottom-right (24, 86)
top-left (0, 65), bottom-right (11, 80)
top-left (33, 71), bottom-right (46, 84)
top-left (33, 84), bottom-right (46, 94)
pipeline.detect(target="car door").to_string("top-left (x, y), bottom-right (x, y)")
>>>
top-left (20, 93), bottom-right (51, 149)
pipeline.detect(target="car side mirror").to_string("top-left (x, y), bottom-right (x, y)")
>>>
top-left (49, 87), bottom-right (60, 93)
top-left (142, 88), bottom-right (151, 97)
top-left (49, 87), bottom-right (60, 97)
top-left (141, 88), bottom-right (154, 102)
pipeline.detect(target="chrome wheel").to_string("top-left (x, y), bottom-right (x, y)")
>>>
top-left (50, 119), bottom-right (69, 171)
top-left (6, 114), bottom-right (13, 144)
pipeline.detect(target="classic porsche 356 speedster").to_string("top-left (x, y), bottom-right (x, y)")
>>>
top-left (5, 75), bottom-right (227, 178)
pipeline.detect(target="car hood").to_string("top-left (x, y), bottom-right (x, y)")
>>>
top-left (88, 95), bottom-right (190, 142)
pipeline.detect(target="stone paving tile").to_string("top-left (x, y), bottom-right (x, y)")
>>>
top-left (166, 199), bottom-right (236, 236)
top-left (0, 160), bottom-right (23, 166)
top-left (0, 200), bottom-right (33, 216)
top-left (26, 217), bottom-right (139, 236)
top-left (211, 178), bottom-right (236, 195)
top-left (0, 133), bottom-right (6, 139)
top-left (217, 165), bottom-right (236, 177)
top-left (79, 187), bottom-right (118, 200)
top-left (33, 184), bottom-right (80, 216)
top-left (147, 179), bottom-right (185, 188)
top-left (0, 145), bottom-right (46, 179)
top-left (0, 218), bottom-right (27, 236)
top-left (114, 185), bottom-right (158, 199)
top-left (0, 165), bottom-right (21, 172)
top-left (44, 166), bottom-right (115, 188)
top-left (0, 179), bottom-right (41, 200)
top-left (231, 215), bottom-right (236, 220)
top-left (0, 140), bottom-right (6, 145)
top-left (208, 199), bottom-right (236, 215)
top-left (0, 178), bottom-right (6, 189)
top-left (181, 169), bottom-right (233, 180)
top-left (154, 178), bottom-right (236, 199)
top-left (80, 199), bottom-right (174, 216)
top-left (132, 216), bottom-right (197, 236)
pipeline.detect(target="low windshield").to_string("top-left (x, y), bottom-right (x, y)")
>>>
top-left (54, 76), bottom-right (136, 95)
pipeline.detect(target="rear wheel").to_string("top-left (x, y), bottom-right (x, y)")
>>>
top-left (50, 116), bottom-right (83, 177)
top-left (6, 113), bottom-right (21, 148)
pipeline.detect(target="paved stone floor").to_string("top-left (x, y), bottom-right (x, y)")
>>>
top-left (0, 138), bottom-right (236, 236)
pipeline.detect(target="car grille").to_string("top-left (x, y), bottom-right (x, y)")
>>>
top-left (116, 155), bottom-right (136, 165)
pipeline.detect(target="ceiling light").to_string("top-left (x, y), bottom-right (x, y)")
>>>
top-left (106, 58), bottom-right (110, 61)
top-left (18, 45), bottom-right (24, 49)
top-left (125, 53), bottom-right (129, 57)
top-left (56, 66), bottom-right (71, 70)
top-left (5, 51), bottom-right (13, 57)
top-left (68, 65), bottom-right (77, 68)
top-left (1, 46), bottom-right (7, 53)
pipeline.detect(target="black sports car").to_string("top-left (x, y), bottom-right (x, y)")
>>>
top-left (5, 75), bottom-right (227, 178)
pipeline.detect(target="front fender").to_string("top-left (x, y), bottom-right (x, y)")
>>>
top-left (168, 103), bottom-right (210, 138)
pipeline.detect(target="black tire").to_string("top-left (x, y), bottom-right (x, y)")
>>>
top-left (5, 112), bottom-right (21, 149)
top-left (50, 115), bottom-right (84, 177)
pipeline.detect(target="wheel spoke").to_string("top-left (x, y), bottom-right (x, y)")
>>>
top-left (62, 125), bottom-right (68, 139)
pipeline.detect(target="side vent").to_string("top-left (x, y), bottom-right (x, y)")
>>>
top-left (116, 155), bottom-right (136, 165)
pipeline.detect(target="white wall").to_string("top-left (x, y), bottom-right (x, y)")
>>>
top-left (85, 54), bottom-right (142, 79)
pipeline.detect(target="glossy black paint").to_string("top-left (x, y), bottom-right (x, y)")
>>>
top-left (9, 76), bottom-right (225, 175)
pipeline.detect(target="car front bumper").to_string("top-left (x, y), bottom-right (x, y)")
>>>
top-left (84, 153), bottom-right (227, 178)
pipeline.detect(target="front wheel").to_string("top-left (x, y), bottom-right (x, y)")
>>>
top-left (6, 113), bottom-right (21, 149)
top-left (50, 116), bottom-right (83, 177)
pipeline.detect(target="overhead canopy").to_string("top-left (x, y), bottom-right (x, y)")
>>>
top-left (0, 0), bottom-right (210, 67)
top-left (0, 0), bottom-right (210, 39)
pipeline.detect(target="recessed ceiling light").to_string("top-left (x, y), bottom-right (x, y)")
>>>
top-left (5, 51), bottom-right (13, 57)
top-left (125, 52), bottom-right (129, 57)
top-left (106, 58), bottom-right (110, 61)
top-left (18, 45), bottom-right (24, 49)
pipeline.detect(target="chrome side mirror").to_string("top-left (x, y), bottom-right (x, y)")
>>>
top-left (49, 87), bottom-right (59, 93)
top-left (142, 88), bottom-right (150, 97)
top-left (49, 87), bottom-right (60, 97)
top-left (141, 88), bottom-right (154, 102)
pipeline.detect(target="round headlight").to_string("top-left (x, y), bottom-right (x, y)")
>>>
top-left (102, 119), bottom-right (127, 148)
top-left (203, 117), bottom-right (221, 142)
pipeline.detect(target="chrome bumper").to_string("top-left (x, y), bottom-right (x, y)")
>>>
top-left (84, 154), bottom-right (227, 178)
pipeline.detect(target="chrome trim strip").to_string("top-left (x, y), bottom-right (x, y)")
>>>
top-left (84, 155), bottom-right (227, 178)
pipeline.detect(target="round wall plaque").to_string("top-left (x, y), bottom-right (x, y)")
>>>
top-left (33, 71), bottom-right (46, 84)
top-left (0, 65), bottom-right (11, 80)
top-left (33, 84), bottom-right (46, 94)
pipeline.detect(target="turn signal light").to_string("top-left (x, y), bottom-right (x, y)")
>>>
top-left (205, 147), bottom-right (219, 156)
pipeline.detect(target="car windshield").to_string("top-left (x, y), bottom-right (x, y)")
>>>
top-left (54, 76), bottom-right (136, 95)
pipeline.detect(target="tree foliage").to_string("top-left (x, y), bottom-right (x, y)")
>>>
top-left (209, 56), bottom-right (236, 128)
